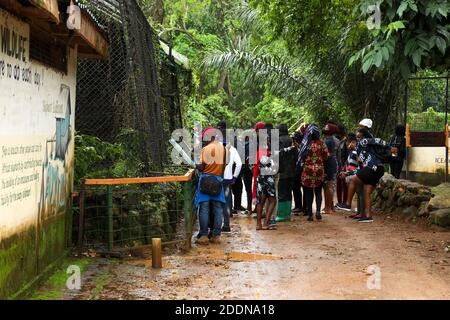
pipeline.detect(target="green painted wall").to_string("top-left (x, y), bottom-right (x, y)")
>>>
top-left (0, 205), bottom-right (71, 299)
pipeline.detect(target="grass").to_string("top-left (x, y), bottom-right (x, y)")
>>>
top-left (30, 257), bottom-right (91, 300)
top-left (90, 272), bottom-right (110, 300)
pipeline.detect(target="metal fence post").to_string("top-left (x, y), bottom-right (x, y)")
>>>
top-left (183, 180), bottom-right (193, 251)
top-left (107, 185), bottom-right (113, 251)
top-left (445, 76), bottom-right (449, 183)
top-left (404, 83), bottom-right (409, 181)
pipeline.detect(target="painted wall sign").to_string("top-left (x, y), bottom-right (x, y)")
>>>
top-left (0, 8), bottom-right (76, 241)
top-left (408, 147), bottom-right (450, 174)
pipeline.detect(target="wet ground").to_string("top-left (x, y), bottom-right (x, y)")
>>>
top-left (64, 211), bottom-right (450, 300)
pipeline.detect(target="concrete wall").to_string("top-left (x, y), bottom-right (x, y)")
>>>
top-left (0, 8), bottom-right (77, 299)
top-left (407, 147), bottom-right (449, 186)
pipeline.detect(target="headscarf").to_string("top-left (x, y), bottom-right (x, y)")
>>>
top-left (297, 124), bottom-right (320, 170)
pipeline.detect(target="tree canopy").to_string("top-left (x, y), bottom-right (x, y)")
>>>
top-left (138, 0), bottom-right (449, 136)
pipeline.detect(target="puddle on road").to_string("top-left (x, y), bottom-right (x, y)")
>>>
top-left (125, 248), bottom-right (282, 268)
top-left (226, 251), bottom-right (282, 261)
top-left (173, 247), bottom-right (283, 262)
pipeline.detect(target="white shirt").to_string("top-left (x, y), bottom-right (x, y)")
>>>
top-left (224, 144), bottom-right (242, 180)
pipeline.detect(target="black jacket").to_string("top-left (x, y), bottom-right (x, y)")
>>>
top-left (278, 124), bottom-right (296, 179)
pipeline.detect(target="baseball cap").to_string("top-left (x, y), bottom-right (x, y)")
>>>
top-left (201, 127), bottom-right (217, 140)
top-left (255, 122), bottom-right (266, 130)
top-left (359, 119), bottom-right (373, 129)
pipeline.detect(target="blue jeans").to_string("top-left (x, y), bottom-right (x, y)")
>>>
top-left (223, 185), bottom-right (233, 228)
top-left (198, 200), bottom-right (223, 237)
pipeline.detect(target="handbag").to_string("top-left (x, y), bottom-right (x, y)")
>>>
top-left (200, 145), bottom-right (227, 196)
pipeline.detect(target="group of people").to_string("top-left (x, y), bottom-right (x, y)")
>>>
top-left (193, 119), bottom-right (406, 245)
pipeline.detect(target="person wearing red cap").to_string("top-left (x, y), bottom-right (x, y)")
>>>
top-left (195, 127), bottom-right (227, 245)
top-left (251, 121), bottom-right (266, 211)
top-left (255, 121), bottom-right (266, 131)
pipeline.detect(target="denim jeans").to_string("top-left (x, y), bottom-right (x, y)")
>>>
top-left (222, 185), bottom-right (233, 228)
top-left (198, 200), bottom-right (223, 237)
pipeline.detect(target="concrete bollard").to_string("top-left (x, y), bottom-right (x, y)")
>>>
top-left (152, 238), bottom-right (162, 269)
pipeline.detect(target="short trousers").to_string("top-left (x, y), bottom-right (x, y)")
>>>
top-left (256, 175), bottom-right (276, 204)
top-left (356, 166), bottom-right (385, 186)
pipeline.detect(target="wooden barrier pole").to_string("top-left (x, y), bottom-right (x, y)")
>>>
top-left (152, 238), bottom-right (162, 268)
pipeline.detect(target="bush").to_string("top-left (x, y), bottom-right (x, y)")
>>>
top-left (74, 129), bottom-right (147, 186)
top-left (407, 108), bottom-right (447, 131)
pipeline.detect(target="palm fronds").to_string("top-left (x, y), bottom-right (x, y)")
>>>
top-left (203, 37), bottom-right (333, 107)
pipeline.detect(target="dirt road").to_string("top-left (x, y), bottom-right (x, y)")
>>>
top-left (67, 212), bottom-right (450, 300)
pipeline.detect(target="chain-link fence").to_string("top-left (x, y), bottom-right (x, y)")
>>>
top-left (72, 0), bottom-right (195, 253)
top-left (75, 0), bottom-right (174, 172)
top-left (72, 170), bottom-right (197, 255)
top-left (159, 45), bottom-right (193, 135)
top-left (406, 76), bottom-right (449, 132)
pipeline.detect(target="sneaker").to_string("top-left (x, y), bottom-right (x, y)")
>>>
top-left (316, 213), bottom-right (322, 220)
top-left (196, 236), bottom-right (209, 245)
top-left (352, 214), bottom-right (364, 219)
top-left (292, 208), bottom-right (302, 213)
top-left (269, 219), bottom-right (277, 227)
top-left (221, 226), bottom-right (231, 233)
top-left (336, 203), bottom-right (352, 212)
top-left (358, 216), bottom-right (374, 223)
top-left (210, 235), bottom-right (221, 244)
top-left (307, 216), bottom-right (314, 222)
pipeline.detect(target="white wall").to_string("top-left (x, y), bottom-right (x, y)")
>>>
top-left (408, 147), bottom-right (449, 173)
top-left (0, 8), bottom-right (77, 241)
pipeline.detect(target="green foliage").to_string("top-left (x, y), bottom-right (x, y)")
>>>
top-left (140, 0), bottom-right (447, 136)
top-left (185, 92), bottom-right (234, 128)
top-left (407, 107), bottom-right (447, 131)
top-left (408, 69), bottom-right (448, 113)
top-left (250, 0), bottom-right (428, 135)
top-left (254, 93), bottom-right (302, 126)
top-left (351, 0), bottom-right (450, 79)
top-left (74, 130), bottom-right (146, 184)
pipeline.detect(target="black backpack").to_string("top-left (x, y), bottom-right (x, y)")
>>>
top-left (372, 144), bottom-right (392, 164)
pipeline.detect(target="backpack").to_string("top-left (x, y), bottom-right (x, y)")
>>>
top-left (372, 144), bottom-right (392, 164)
